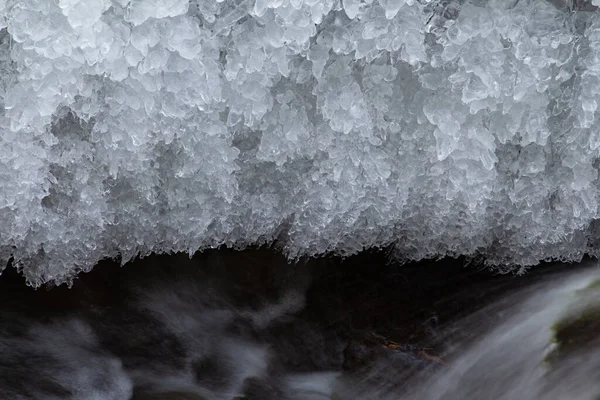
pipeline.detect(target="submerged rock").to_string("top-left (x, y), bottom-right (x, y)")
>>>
top-left (343, 331), bottom-right (446, 372)
top-left (340, 330), bottom-right (446, 397)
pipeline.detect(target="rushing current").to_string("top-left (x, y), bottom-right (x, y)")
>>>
top-left (1, 252), bottom-right (598, 399)
top-left (404, 264), bottom-right (600, 400)
top-left (4, 0), bottom-right (600, 285)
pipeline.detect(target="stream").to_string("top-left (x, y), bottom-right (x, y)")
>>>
top-left (0, 250), bottom-right (597, 400)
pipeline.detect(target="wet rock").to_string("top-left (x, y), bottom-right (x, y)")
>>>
top-left (547, 278), bottom-right (600, 364)
top-left (340, 330), bottom-right (446, 397)
top-left (343, 332), bottom-right (445, 372)
top-left (550, 306), bottom-right (600, 359)
top-left (334, 331), bottom-right (447, 399)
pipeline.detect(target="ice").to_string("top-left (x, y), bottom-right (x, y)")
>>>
top-left (379, 0), bottom-right (406, 19)
top-left (125, 0), bottom-right (189, 26)
top-left (3, 0), bottom-right (600, 286)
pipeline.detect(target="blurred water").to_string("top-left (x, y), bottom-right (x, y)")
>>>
top-left (0, 252), bottom-right (597, 399)
top-left (401, 267), bottom-right (600, 400)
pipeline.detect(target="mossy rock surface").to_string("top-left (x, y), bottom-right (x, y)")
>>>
top-left (546, 279), bottom-right (600, 364)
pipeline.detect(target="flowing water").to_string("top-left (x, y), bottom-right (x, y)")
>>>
top-left (0, 251), bottom-right (598, 400)
top-left (403, 266), bottom-right (600, 400)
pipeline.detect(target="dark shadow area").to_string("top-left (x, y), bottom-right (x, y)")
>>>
top-left (0, 249), bottom-right (590, 345)
top-left (0, 248), bottom-right (592, 399)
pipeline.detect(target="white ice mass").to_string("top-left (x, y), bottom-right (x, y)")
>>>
top-left (1, 0), bottom-right (600, 285)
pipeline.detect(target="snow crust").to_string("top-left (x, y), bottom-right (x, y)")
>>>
top-left (1, 0), bottom-right (600, 285)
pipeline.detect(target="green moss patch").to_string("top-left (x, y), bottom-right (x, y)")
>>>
top-left (546, 279), bottom-right (600, 365)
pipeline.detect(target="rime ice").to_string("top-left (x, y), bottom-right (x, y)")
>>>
top-left (1, 0), bottom-right (600, 285)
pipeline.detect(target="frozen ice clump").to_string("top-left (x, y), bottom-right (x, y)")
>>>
top-left (3, 0), bottom-right (600, 286)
